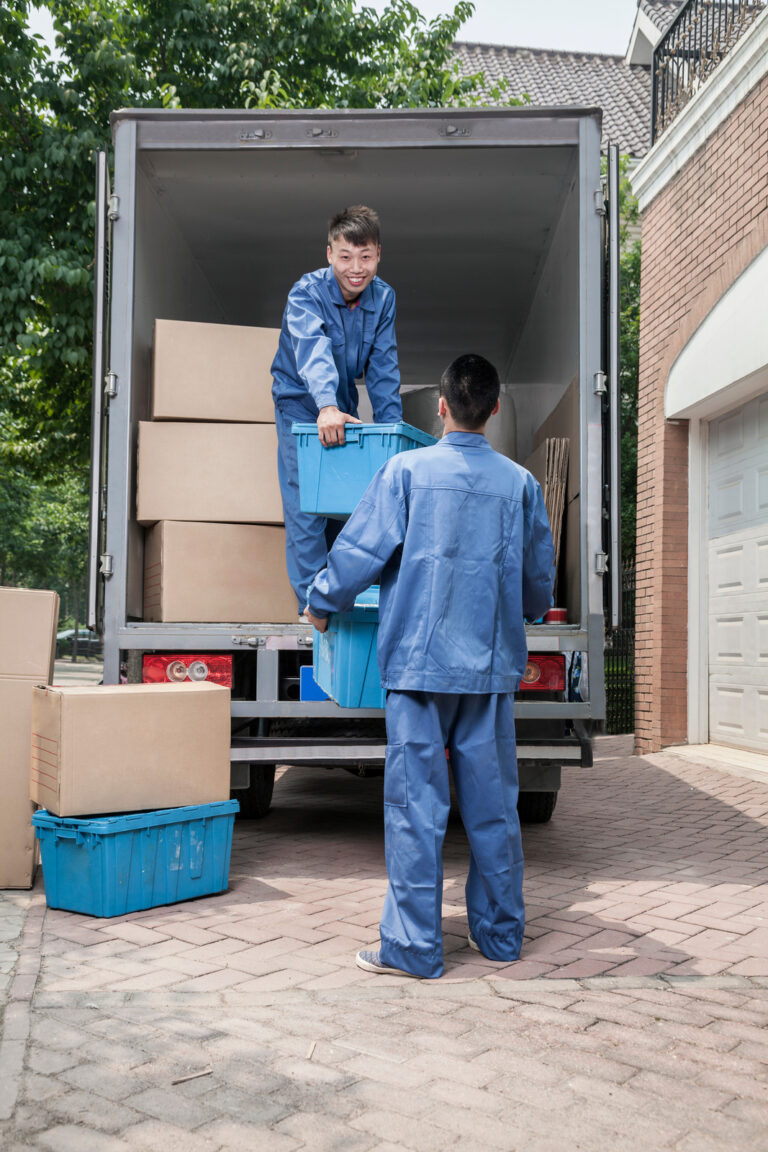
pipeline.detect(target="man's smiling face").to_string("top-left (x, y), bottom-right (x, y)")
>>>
top-left (327, 237), bottom-right (381, 303)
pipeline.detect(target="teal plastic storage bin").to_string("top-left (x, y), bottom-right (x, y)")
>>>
top-left (313, 586), bottom-right (385, 709)
top-left (32, 800), bottom-right (238, 918)
top-left (292, 421), bottom-right (436, 517)
top-left (299, 663), bottom-right (330, 701)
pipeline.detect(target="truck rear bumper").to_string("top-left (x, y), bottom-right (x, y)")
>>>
top-left (230, 732), bottom-right (592, 769)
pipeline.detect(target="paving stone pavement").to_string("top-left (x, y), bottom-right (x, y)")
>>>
top-left (2, 735), bottom-right (768, 1150)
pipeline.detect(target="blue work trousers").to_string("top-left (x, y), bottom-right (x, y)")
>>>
top-left (380, 690), bottom-right (524, 978)
top-left (274, 404), bottom-right (342, 611)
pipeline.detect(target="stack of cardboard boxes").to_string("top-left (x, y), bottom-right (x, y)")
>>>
top-left (29, 678), bottom-right (236, 917)
top-left (137, 319), bottom-right (297, 623)
top-left (0, 584), bottom-right (237, 912)
top-left (0, 588), bottom-right (59, 889)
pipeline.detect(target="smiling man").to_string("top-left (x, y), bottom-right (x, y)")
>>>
top-left (271, 205), bottom-right (402, 611)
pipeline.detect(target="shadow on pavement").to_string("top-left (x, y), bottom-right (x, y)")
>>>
top-left (230, 739), bottom-right (768, 980)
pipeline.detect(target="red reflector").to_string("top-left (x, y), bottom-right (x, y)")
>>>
top-left (141, 654), bottom-right (233, 687)
top-left (519, 653), bottom-right (566, 692)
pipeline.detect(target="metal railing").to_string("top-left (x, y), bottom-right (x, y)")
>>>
top-left (652, 0), bottom-right (766, 141)
top-left (604, 565), bottom-right (635, 735)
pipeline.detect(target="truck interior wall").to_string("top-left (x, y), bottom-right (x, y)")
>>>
top-left (124, 143), bottom-right (584, 625)
top-left (505, 160), bottom-right (579, 460)
top-left (127, 168), bottom-right (227, 618)
top-left (504, 161), bottom-right (582, 619)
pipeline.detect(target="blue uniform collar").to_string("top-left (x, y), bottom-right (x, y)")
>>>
top-left (324, 264), bottom-right (377, 311)
top-left (440, 430), bottom-right (493, 449)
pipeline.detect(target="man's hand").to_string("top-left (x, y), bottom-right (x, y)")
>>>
top-left (303, 609), bottom-right (328, 632)
top-left (317, 405), bottom-right (362, 447)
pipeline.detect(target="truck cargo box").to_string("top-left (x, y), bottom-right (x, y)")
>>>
top-left (89, 108), bottom-right (620, 815)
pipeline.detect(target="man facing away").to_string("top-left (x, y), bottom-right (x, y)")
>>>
top-left (305, 354), bottom-right (556, 978)
top-left (271, 205), bottom-right (402, 612)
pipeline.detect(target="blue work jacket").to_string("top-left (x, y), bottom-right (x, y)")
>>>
top-left (271, 266), bottom-right (402, 421)
top-left (308, 431), bottom-right (556, 694)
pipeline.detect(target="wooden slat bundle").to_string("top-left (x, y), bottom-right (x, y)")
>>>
top-left (524, 437), bottom-right (570, 597)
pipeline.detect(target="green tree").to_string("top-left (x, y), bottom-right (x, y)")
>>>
top-left (0, 0), bottom-right (489, 471)
top-left (2, 0), bottom-right (495, 615)
top-left (618, 156), bottom-right (640, 566)
top-left (619, 240), bottom-right (639, 565)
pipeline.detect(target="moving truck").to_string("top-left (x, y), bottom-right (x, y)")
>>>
top-left (89, 108), bottom-right (621, 821)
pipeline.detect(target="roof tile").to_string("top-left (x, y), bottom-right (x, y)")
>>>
top-left (640, 0), bottom-right (685, 33)
top-left (454, 42), bottom-right (652, 156)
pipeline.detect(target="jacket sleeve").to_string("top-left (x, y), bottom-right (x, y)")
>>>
top-left (307, 463), bottom-right (407, 617)
top-left (284, 283), bottom-right (340, 411)
top-left (522, 472), bottom-right (556, 622)
top-left (363, 290), bottom-right (402, 423)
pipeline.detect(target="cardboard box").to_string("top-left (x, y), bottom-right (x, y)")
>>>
top-left (144, 521), bottom-right (297, 622)
top-left (30, 682), bottom-right (231, 818)
top-left (1, 680), bottom-right (39, 888)
top-left (0, 587), bottom-right (59, 681)
top-left (152, 319), bottom-right (280, 423)
top-left (136, 421), bottom-right (283, 526)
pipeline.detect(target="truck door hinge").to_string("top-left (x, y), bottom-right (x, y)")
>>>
top-left (440, 123), bottom-right (472, 138)
top-left (594, 552), bottom-right (609, 576)
top-left (100, 554), bottom-right (113, 578)
top-left (594, 190), bottom-right (606, 215)
top-left (104, 371), bottom-right (118, 398)
top-left (240, 129), bottom-right (272, 142)
top-left (593, 371), bottom-right (607, 396)
top-left (108, 194), bottom-right (120, 221)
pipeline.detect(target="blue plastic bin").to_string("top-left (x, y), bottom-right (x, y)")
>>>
top-left (299, 663), bottom-right (329, 701)
top-left (292, 421), bottom-right (436, 517)
top-left (313, 586), bottom-right (385, 709)
top-left (32, 800), bottom-right (239, 918)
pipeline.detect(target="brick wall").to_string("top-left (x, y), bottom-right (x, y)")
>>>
top-left (635, 73), bottom-right (768, 754)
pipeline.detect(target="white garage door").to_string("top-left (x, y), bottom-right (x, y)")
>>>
top-left (708, 394), bottom-right (768, 752)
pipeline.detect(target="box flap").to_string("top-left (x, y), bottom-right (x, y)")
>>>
top-left (29, 685), bottom-right (62, 814)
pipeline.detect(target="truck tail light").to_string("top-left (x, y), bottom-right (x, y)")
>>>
top-left (142, 654), bottom-right (233, 687)
top-left (520, 653), bottom-right (566, 692)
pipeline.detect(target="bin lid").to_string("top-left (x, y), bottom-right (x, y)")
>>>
top-left (32, 800), bottom-right (239, 834)
top-left (354, 586), bottom-right (379, 610)
top-left (291, 421), bottom-right (437, 447)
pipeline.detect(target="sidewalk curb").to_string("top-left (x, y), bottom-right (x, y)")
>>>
top-left (0, 894), bottom-right (45, 1122)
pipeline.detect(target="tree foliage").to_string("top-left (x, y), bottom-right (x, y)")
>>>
top-left (1, 0), bottom-right (488, 474)
top-left (2, 0), bottom-right (494, 617)
top-left (0, 460), bottom-right (88, 615)
top-left (618, 156), bottom-right (640, 565)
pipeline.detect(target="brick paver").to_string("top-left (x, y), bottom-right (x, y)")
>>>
top-left (2, 735), bottom-right (768, 1149)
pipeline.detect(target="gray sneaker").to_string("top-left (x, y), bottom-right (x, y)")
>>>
top-left (355, 949), bottom-right (422, 978)
top-left (468, 934), bottom-right (481, 953)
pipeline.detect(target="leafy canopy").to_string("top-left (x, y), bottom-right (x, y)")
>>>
top-left (0, 0), bottom-right (490, 473)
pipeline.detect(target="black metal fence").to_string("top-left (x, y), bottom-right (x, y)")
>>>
top-left (604, 565), bottom-right (635, 735)
top-left (652, 0), bottom-right (766, 141)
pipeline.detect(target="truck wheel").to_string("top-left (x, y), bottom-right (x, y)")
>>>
top-left (517, 790), bottom-right (557, 824)
top-left (233, 765), bottom-right (276, 820)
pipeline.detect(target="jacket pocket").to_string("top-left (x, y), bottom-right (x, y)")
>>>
top-left (384, 743), bottom-right (408, 808)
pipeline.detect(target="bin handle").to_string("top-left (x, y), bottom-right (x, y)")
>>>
top-left (50, 827), bottom-right (98, 847)
top-left (51, 827), bottom-right (76, 840)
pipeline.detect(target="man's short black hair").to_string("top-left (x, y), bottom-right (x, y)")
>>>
top-left (439, 354), bottom-right (500, 430)
top-left (328, 205), bottom-right (381, 248)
